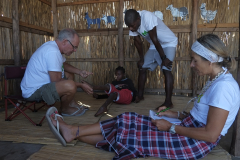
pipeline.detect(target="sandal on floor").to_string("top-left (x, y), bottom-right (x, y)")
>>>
top-left (46, 107), bottom-right (66, 146)
top-left (61, 106), bottom-right (86, 117)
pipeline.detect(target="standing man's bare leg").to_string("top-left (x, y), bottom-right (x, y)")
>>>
top-left (156, 70), bottom-right (173, 109)
top-left (135, 68), bottom-right (147, 103)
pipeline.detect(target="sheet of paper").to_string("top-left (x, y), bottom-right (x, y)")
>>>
top-left (149, 110), bottom-right (181, 124)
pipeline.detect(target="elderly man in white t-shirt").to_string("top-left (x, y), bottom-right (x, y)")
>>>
top-left (21, 28), bottom-right (93, 116)
top-left (124, 9), bottom-right (178, 109)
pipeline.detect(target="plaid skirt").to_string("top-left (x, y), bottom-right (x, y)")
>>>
top-left (96, 112), bottom-right (221, 160)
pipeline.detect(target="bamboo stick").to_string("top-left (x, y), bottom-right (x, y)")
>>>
top-left (12, 0), bottom-right (20, 66)
top-left (191, 0), bottom-right (198, 97)
top-left (230, 3), bottom-right (240, 155)
top-left (52, 0), bottom-right (58, 39)
top-left (118, 0), bottom-right (124, 66)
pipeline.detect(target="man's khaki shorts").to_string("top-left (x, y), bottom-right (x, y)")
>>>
top-left (25, 82), bottom-right (60, 105)
top-left (142, 47), bottom-right (176, 71)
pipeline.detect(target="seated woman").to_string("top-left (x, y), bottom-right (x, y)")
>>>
top-left (91, 66), bottom-right (137, 117)
top-left (46, 34), bottom-right (240, 160)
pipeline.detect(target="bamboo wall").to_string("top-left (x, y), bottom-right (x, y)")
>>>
top-left (57, 0), bottom-right (239, 96)
top-left (0, 0), bottom-right (239, 101)
top-left (0, 0), bottom-right (53, 99)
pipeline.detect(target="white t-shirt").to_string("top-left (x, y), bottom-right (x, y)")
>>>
top-left (190, 72), bottom-right (240, 136)
top-left (21, 41), bottom-right (66, 98)
top-left (129, 10), bottom-right (178, 49)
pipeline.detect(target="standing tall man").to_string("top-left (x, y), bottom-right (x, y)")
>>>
top-left (21, 28), bottom-right (93, 116)
top-left (124, 9), bottom-right (178, 109)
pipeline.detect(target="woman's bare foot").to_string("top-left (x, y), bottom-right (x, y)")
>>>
top-left (94, 106), bottom-right (108, 117)
top-left (134, 96), bottom-right (144, 103)
top-left (50, 113), bottom-right (77, 143)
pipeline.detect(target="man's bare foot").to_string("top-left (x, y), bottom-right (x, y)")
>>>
top-left (50, 113), bottom-right (76, 143)
top-left (134, 96), bottom-right (144, 103)
top-left (94, 106), bottom-right (107, 117)
top-left (155, 102), bottom-right (174, 111)
top-left (93, 93), bottom-right (99, 99)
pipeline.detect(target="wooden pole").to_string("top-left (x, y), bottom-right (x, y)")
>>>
top-left (191, 0), bottom-right (198, 97)
top-left (52, 0), bottom-right (58, 39)
top-left (12, 0), bottom-right (20, 66)
top-left (12, 0), bottom-right (22, 95)
top-left (230, 3), bottom-right (240, 156)
top-left (118, 0), bottom-right (124, 67)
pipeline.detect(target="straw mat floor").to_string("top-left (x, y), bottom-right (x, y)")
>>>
top-left (0, 92), bottom-right (231, 160)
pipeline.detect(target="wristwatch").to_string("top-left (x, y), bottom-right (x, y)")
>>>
top-left (169, 124), bottom-right (176, 134)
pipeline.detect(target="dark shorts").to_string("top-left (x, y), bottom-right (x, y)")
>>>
top-left (25, 82), bottom-right (60, 105)
top-left (105, 84), bottom-right (133, 104)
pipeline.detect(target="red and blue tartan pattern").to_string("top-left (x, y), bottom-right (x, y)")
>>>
top-left (96, 112), bottom-right (221, 160)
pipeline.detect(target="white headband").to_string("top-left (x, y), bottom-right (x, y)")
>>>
top-left (191, 41), bottom-right (223, 63)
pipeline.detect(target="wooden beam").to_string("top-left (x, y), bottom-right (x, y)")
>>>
top-left (12, 0), bottom-right (21, 66)
top-left (198, 23), bottom-right (239, 28)
top-left (197, 23), bottom-right (239, 32)
top-left (76, 29), bottom-right (127, 36)
top-left (38, 0), bottom-right (51, 6)
top-left (72, 23), bottom-right (240, 36)
top-left (1, 56), bottom-right (238, 65)
top-left (231, 109), bottom-right (240, 157)
top-left (52, 0), bottom-right (58, 39)
top-left (145, 89), bottom-right (203, 94)
top-left (0, 16), bottom-right (53, 35)
top-left (65, 57), bottom-right (192, 62)
top-left (191, 0), bottom-right (198, 97)
top-left (0, 21), bottom-right (53, 36)
top-left (75, 28), bottom-right (190, 36)
top-left (118, 0), bottom-right (124, 67)
top-left (0, 59), bottom-right (28, 65)
top-left (12, 0), bottom-right (22, 95)
top-left (57, 0), bottom-right (132, 7)
top-left (230, 4), bottom-right (240, 155)
top-left (198, 27), bottom-right (239, 32)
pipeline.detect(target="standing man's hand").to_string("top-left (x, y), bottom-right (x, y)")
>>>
top-left (80, 80), bottom-right (93, 94)
top-left (79, 70), bottom-right (93, 78)
top-left (161, 58), bottom-right (172, 69)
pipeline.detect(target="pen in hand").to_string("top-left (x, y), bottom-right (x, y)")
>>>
top-left (155, 107), bottom-right (170, 115)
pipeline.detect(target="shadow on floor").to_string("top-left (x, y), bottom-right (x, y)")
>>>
top-left (0, 141), bottom-right (44, 160)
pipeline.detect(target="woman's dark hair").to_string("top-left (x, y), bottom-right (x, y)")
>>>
top-left (124, 9), bottom-right (140, 26)
top-left (115, 66), bottom-right (125, 74)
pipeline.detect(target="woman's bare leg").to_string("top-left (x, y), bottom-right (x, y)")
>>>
top-left (51, 115), bottom-right (102, 143)
top-left (78, 135), bottom-right (104, 145)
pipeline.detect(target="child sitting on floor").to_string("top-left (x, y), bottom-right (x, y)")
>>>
top-left (92, 66), bottom-right (137, 117)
